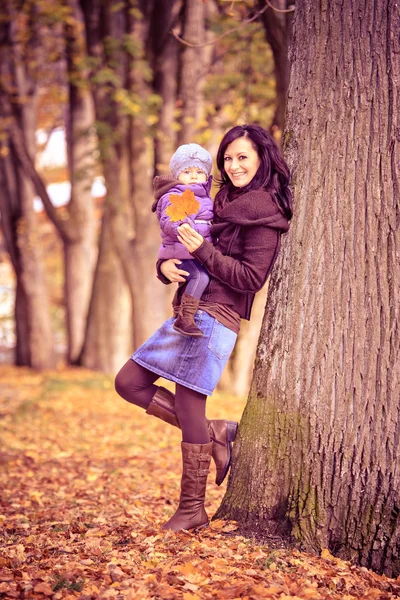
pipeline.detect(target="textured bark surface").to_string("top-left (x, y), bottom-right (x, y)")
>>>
top-left (80, 207), bottom-right (131, 373)
top-left (0, 10), bottom-right (55, 368)
top-left (258, 0), bottom-right (293, 132)
top-left (177, 0), bottom-right (206, 144)
top-left (218, 0), bottom-right (400, 576)
top-left (79, 0), bottom-right (168, 370)
top-left (64, 0), bottom-right (97, 363)
top-left (0, 140), bottom-right (55, 369)
top-left (151, 0), bottom-right (181, 175)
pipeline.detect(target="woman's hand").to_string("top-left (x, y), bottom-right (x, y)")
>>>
top-left (177, 223), bottom-right (204, 252)
top-left (160, 258), bottom-right (190, 283)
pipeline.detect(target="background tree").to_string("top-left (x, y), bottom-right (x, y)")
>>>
top-left (217, 0), bottom-right (400, 577)
top-left (150, 0), bottom-right (181, 175)
top-left (78, 0), bottom-right (168, 372)
top-left (176, 0), bottom-right (207, 145)
top-left (258, 0), bottom-right (294, 133)
top-left (63, 0), bottom-right (97, 363)
top-left (0, 0), bottom-right (55, 368)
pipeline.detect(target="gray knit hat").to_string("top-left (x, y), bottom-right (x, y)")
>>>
top-left (169, 143), bottom-right (212, 179)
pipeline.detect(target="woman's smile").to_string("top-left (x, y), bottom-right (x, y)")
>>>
top-left (224, 137), bottom-right (261, 188)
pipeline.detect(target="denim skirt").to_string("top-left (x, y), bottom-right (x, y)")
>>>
top-left (131, 310), bottom-right (237, 396)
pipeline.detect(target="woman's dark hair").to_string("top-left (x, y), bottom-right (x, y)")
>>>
top-left (216, 124), bottom-right (293, 219)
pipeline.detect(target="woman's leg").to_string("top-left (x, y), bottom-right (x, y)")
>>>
top-left (114, 359), bottom-right (158, 409)
top-left (174, 383), bottom-right (210, 444)
top-left (116, 364), bottom-right (235, 485)
top-left (163, 383), bottom-right (212, 531)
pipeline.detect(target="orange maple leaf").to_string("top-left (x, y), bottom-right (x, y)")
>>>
top-left (165, 188), bottom-right (200, 222)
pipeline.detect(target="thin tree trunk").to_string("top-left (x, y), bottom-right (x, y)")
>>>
top-left (0, 7), bottom-right (55, 368)
top-left (258, 0), bottom-right (293, 133)
top-left (8, 137), bottom-right (55, 368)
top-left (80, 204), bottom-right (131, 372)
top-left (151, 0), bottom-right (181, 175)
top-left (217, 0), bottom-right (400, 577)
top-left (65, 0), bottom-right (97, 363)
top-left (0, 154), bottom-right (30, 366)
top-left (127, 7), bottom-right (169, 348)
top-left (177, 0), bottom-right (206, 144)
top-left (77, 0), bottom-right (133, 369)
top-left (80, 0), bottom-right (169, 369)
top-left (231, 283), bottom-right (269, 397)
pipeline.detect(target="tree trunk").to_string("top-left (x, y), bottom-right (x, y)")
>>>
top-left (0, 154), bottom-right (30, 366)
top-left (80, 204), bottom-right (131, 373)
top-left (258, 0), bottom-right (293, 133)
top-left (64, 0), bottom-right (97, 363)
top-left (2, 138), bottom-right (56, 368)
top-left (217, 0), bottom-right (400, 577)
top-left (231, 283), bottom-right (269, 397)
top-left (0, 8), bottom-right (55, 368)
top-left (177, 0), bottom-right (206, 144)
top-left (78, 0), bottom-right (169, 369)
top-left (151, 0), bottom-right (181, 175)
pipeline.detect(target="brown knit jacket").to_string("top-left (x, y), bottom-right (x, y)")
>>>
top-left (157, 187), bottom-right (290, 320)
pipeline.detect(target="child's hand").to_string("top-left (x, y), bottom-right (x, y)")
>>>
top-left (177, 223), bottom-right (204, 252)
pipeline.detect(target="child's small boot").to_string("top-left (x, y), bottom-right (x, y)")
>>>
top-left (173, 293), bottom-right (203, 337)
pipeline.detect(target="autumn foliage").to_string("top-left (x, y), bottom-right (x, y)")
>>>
top-left (165, 190), bottom-right (201, 222)
top-left (0, 367), bottom-right (399, 599)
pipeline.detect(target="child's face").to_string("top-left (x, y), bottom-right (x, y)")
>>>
top-left (177, 167), bottom-right (207, 185)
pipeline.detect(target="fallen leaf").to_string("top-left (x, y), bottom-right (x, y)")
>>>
top-left (33, 582), bottom-right (54, 595)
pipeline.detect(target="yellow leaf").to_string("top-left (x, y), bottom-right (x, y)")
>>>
top-left (209, 519), bottom-right (226, 530)
top-left (165, 189), bottom-right (200, 222)
top-left (176, 562), bottom-right (196, 575)
top-left (29, 489), bottom-right (44, 504)
top-left (183, 592), bottom-right (201, 600)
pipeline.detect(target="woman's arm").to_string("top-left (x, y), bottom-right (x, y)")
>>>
top-left (178, 223), bottom-right (280, 293)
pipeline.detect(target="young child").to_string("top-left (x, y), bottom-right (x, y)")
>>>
top-left (152, 143), bottom-right (213, 337)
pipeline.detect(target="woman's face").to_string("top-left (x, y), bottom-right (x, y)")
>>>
top-left (223, 137), bottom-right (261, 188)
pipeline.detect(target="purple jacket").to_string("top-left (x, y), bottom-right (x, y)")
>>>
top-left (152, 176), bottom-right (214, 260)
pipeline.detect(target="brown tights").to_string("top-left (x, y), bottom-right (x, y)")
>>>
top-left (114, 360), bottom-right (210, 444)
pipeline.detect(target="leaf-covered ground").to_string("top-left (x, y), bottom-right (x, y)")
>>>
top-left (1, 366), bottom-right (399, 600)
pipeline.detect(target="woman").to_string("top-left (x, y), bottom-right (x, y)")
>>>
top-left (115, 124), bottom-right (292, 532)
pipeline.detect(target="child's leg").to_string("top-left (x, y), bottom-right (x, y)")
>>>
top-left (179, 259), bottom-right (210, 299)
top-left (173, 260), bottom-right (209, 337)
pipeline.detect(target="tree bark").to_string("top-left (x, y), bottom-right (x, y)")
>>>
top-left (127, 3), bottom-right (169, 348)
top-left (258, 0), bottom-right (293, 133)
top-left (80, 204), bottom-right (131, 373)
top-left (151, 0), bottom-right (181, 175)
top-left (230, 283), bottom-right (269, 397)
top-left (217, 0), bottom-right (400, 577)
top-left (79, 0), bottom-right (168, 370)
top-left (177, 0), bottom-right (207, 144)
top-left (64, 0), bottom-right (97, 363)
top-left (0, 154), bottom-right (31, 366)
top-left (0, 7), bottom-right (55, 368)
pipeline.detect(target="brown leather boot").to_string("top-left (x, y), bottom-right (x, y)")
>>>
top-left (173, 293), bottom-right (203, 337)
top-left (146, 387), bottom-right (238, 486)
top-left (162, 441), bottom-right (212, 531)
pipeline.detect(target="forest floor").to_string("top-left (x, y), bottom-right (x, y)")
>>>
top-left (0, 366), bottom-right (399, 600)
